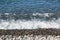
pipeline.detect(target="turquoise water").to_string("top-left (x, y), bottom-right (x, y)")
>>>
top-left (0, 0), bottom-right (60, 13)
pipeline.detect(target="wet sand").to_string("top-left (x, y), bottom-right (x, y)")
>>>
top-left (0, 28), bottom-right (60, 35)
top-left (0, 28), bottom-right (60, 40)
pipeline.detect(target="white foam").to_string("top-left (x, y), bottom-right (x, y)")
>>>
top-left (32, 13), bottom-right (53, 18)
top-left (4, 13), bottom-right (10, 15)
top-left (0, 18), bottom-right (60, 29)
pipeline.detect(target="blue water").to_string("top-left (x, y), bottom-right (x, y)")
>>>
top-left (0, 0), bottom-right (60, 13)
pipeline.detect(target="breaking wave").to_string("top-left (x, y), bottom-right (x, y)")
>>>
top-left (0, 13), bottom-right (60, 20)
top-left (0, 13), bottom-right (60, 29)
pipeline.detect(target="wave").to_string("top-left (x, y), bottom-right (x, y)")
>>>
top-left (0, 19), bottom-right (60, 29)
top-left (0, 13), bottom-right (60, 29)
top-left (0, 13), bottom-right (60, 20)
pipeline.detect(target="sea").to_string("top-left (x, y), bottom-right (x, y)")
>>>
top-left (0, 0), bottom-right (60, 29)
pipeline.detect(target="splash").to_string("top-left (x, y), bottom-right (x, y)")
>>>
top-left (0, 13), bottom-right (60, 29)
top-left (0, 18), bottom-right (60, 29)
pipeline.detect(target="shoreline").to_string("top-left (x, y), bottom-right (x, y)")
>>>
top-left (0, 28), bottom-right (60, 35)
